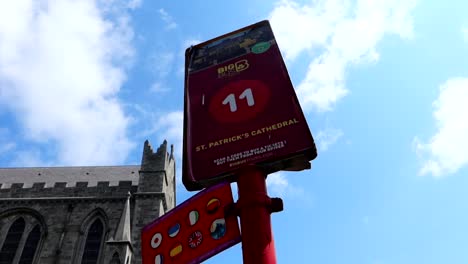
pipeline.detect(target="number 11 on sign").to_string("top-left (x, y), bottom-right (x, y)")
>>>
top-left (222, 88), bottom-right (255, 112)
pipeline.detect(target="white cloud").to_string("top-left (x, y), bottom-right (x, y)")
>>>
top-left (158, 8), bottom-right (177, 30)
top-left (0, 142), bottom-right (15, 155)
top-left (414, 78), bottom-right (468, 177)
top-left (146, 51), bottom-right (175, 93)
top-left (10, 150), bottom-right (50, 168)
top-left (155, 111), bottom-right (183, 184)
top-left (134, 107), bottom-right (183, 155)
top-left (266, 172), bottom-right (289, 195)
top-left (362, 216), bottom-right (370, 224)
top-left (296, 52), bottom-right (349, 112)
top-left (266, 172), bottom-right (311, 204)
top-left (463, 26), bottom-right (468, 42)
top-left (0, 0), bottom-right (135, 165)
top-left (269, 0), bottom-right (347, 61)
top-left (149, 82), bottom-right (169, 93)
top-left (183, 39), bottom-right (202, 49)
top-left (127, 0), bottom-right (142, 9)
top-left (149, 51), bottom-right (175, 79)
top-left (154, 111), bottom-right (184, 157)
top-left (316, 127), bottom-right (343, 151)
top-left (0, 128), bottom-right (16, 163)
top-left (126, 105), bottom-right (183, 183)
top-left (270, 0), bottom-right (417, 112)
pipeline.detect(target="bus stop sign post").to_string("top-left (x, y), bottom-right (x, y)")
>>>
top-left (234, 167), bottom-right (283, 264)
top-left (183, 20), bottom-right (317, 264)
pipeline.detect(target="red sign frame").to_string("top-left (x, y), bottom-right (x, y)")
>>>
top-left (141, 183), bottom-right (241, 264)
top-left (183, 20), bottom-right (317, 191)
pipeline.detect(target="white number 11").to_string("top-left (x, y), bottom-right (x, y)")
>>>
top-left (222, 88), bottom-right (255, 112)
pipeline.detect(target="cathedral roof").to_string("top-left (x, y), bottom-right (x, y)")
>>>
top-left (0, 165), bottom-right (140, 188)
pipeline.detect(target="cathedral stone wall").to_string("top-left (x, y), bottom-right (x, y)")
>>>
top-left (0, 140), bottom-right (175, 264)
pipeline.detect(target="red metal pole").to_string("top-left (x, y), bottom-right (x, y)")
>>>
top-left (236, 166), bottom-right (278, 264)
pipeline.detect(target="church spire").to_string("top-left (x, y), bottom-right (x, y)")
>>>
top-left (113, 192), bottom-right (132, 243)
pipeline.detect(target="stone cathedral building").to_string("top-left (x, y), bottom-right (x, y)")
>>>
top-left (0, 140), bottom-right (176, 264)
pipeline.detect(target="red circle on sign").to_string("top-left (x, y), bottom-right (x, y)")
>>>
top-left (209, 79), bottom-right (270, 123)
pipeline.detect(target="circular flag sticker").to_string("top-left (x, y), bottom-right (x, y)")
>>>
top-left (188, 210), bottom-right (199, 226)
top-left (188, 231), bottom-right (203, 249)
top-left (206, 198), bottom-right (220, 214)
top-left (151, 233), bottom-right (162, 249)
top-left (155, 254), bottom-right (163, 264)
top-left (210, 218), bottom-right (227, 239)
top-left (168, 223), bottom-right (180, 238)
top-left (251, 41), bottom-right (271, 54)
top-left (170, 243), bottom-right (183, 258)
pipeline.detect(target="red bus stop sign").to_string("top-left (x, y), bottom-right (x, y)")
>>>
top-left (141, 183), bottom-right (240, 264)
top-left (183, 20), bottom-right (317, 191)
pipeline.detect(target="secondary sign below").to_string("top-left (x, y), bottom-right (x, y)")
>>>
top-left (141, 183), bottom-right (240, 264)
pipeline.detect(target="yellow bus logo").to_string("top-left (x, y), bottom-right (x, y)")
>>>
top-left (218, 59), bottom-right (249, 78)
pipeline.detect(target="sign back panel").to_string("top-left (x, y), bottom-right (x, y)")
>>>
top-left (141, 183), bottom-right (240, 264)
top-left (183, 20), bottom-right (317, 191)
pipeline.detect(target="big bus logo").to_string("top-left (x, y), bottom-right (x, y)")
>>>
top-left (217, 59), bottom-right (249, 78)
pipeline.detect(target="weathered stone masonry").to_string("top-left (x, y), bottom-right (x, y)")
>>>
top-left (0, 140), bottom-right (175, 264)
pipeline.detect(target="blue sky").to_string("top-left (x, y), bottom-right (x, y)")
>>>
top-left (1, 0), bottom-right (468, 263)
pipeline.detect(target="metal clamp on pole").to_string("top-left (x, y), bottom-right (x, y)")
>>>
top-left (270, 197), bottom-right (283, 213)
top-left (225, 196), bottom-right (283, 216)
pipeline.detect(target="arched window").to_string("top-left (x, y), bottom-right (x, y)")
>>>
top-left (0, 217), bottom-right (25, 264)
top-left (18, 225), bottom-right (41, 264)
top-left (81, 219), bottom-right (104, 264)
top-left (109, 252), bottom-right (120, 264)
